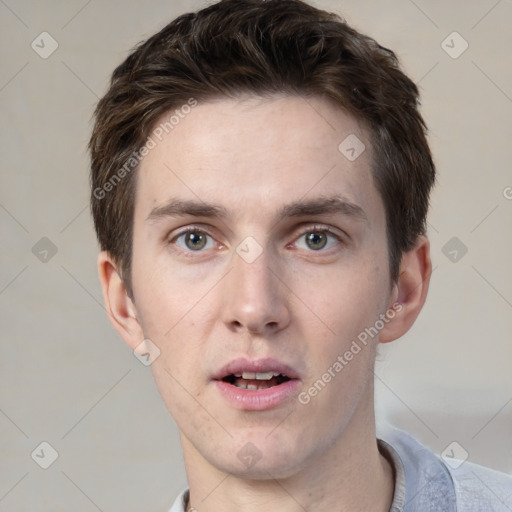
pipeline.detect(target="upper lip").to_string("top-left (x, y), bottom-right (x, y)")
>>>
top-left (213, 357), bottom-right (301, 380)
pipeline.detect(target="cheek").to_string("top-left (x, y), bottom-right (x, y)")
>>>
top-left (131, 247), bottom-right (216, 336)
top-left (147, 312), bottom-right (212, 421)
top-left (291, 258), bottom-right (388, 338)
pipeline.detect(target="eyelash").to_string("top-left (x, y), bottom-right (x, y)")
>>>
top-left (168, 224), bottom-right (343, 254)
top-left (169, 226), bottom-right (217, 256)
top-left (291, 225), bottom-right (342, 251)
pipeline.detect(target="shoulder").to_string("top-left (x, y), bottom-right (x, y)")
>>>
top-left (168, 488), bottom-right (188, 512)
top-left (446, 458), bottom-right (512, 511)
top-left (378, 426), bottom-right (512, 512)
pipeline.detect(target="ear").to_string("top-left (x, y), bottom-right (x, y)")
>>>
top-left (97, 251), bottom-right (144, 350)
top-left (379, 236), bottom-right (432, 343)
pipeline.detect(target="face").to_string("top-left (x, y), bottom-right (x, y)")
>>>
top-left (109, 95), bottom-right (405, 478)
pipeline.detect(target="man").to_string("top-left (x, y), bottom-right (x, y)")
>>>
top-left (89, 1), bottom-right (511, 510)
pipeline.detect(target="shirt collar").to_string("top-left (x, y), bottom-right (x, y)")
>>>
top-left (378, 429), bottom-right (457, 512)
top-left (170, 429), bottom-right (457, 512)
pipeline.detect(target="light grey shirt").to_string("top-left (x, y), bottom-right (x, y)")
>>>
top-left (168, 428), bottom-right (512, 511)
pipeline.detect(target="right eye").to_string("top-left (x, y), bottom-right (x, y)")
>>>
top-left (174, 230), bottom-right (216, 252)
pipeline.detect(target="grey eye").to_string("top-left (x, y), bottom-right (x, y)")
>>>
top-left (185, 232), bottom-right (207, 250)
top-left (295, 230), bottom-right (340, 251)
top-left (305, 232), bottom-right (327, 250)
top-left (175, 231), bottom-right (215, 251)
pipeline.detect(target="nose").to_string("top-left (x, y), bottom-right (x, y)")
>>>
top-left (220, 245), bottom-right (290, 335)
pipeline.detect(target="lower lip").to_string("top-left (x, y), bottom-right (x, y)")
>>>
top-left (214, 379), bottom-right (301, 410)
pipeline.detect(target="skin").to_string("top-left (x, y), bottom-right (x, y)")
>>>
top-left (98, 94), bottom-right (431, 512)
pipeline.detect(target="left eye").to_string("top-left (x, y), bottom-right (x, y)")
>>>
top-left (295, 231), bottom-right (339, 251)
top-left (175, 231), bottom-right (216, 251)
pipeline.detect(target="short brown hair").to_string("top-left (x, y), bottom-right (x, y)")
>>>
top-left (89, 0), bottom-right (435, 294)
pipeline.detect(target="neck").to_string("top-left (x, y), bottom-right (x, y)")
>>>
top-left (181, 386), bottom-right (394, 512)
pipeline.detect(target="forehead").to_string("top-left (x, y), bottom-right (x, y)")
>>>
top-left (135, 94), bottom-right (383, 225)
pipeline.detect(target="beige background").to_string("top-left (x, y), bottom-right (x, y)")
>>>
top-left (1, 0), bottom-right (511, 510)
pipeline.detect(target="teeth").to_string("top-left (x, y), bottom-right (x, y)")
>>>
top-left (241, 371), bottom-right (276, 380)
top-left (230, 372), bottom-right (289, 390)
top-left (233, 381), bottom-right (272, 390)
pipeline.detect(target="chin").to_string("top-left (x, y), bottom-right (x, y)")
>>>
top-left (207, 434), bottom-right (308, 480)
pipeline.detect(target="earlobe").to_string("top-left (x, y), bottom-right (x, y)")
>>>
top-left (379, 236), bottom-right (432, 344)
top-left (97, 252), bottom-right (143, 350)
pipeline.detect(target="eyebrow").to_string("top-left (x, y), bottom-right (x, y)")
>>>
top-left (146, 195), bottom-right (367, 223)
top-left (277, 196), bottom-right (367, 222)
top-left (146, 198), bottom-right (229, 222)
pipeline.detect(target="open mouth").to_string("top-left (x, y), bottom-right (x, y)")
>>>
top-left (222, 371), bottom-right (292, 390)
top-left (214, 360), bottom-right (301, 409)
